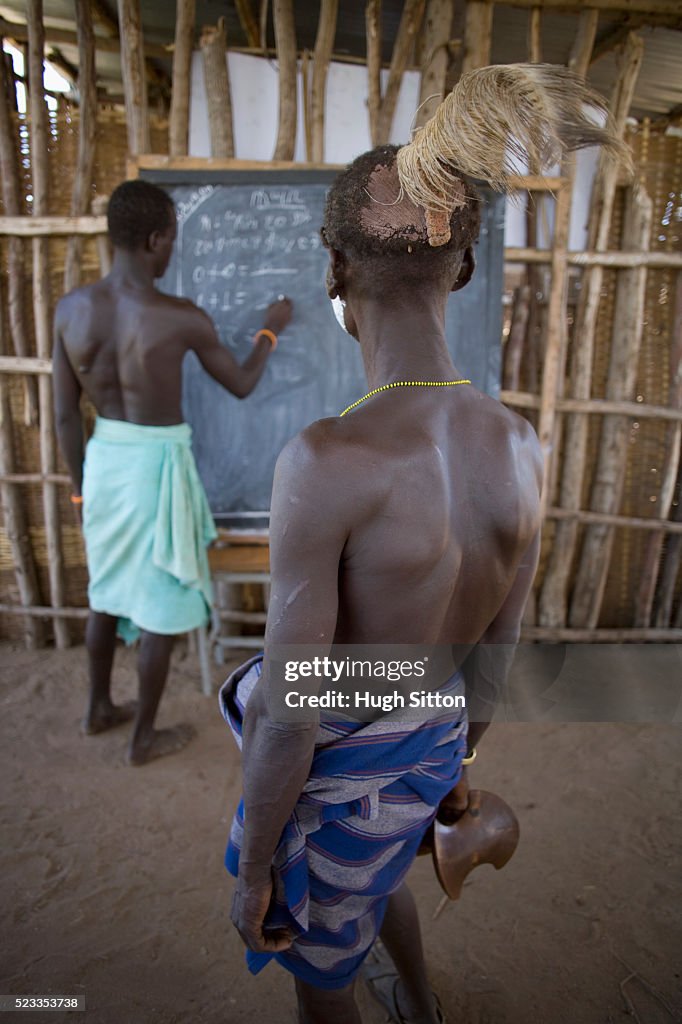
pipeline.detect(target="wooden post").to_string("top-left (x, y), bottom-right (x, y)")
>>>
top-left (0, 54), bottom-right (38, 426)
top-left (64, 0), bottom-right (97, 293)
top-left (502, 284), bottom-right (530, 391)
top-left (366, 0), bottom-right (382, 146)
top-left (376, 0), bottom-right (426, 144)
top-left (310, 0), bottom-right (338, 163)
top-left (235, 0), bottom-right (261, 48)
top-left (169, 0), bottom-right (196, 157)
top-left (116, 0), bottom-right (151, 155)
top-left (527, 5), bottom-right (541, 62)
top-left (568, 186), bottom-right (653, 628)
top-left (648, 271), bottom-right (682, 627)
top-left (416, 0), bottom-right (453, 128)
top-left (200, 20), bottom-right (235, 159)
top-left (0, 289), bottom-right (45, 648)
top-left (538, 32), bottom-right (643, 628)
top-left (92, 195), bottom-right (112, 275)
top-left (461, 0), bottom-right (493, 74)
top-left (27, 0), bottom-right (70, 647)
top-left (272, 0), bottom-right (297, 161)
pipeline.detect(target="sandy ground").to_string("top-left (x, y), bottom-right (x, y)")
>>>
top-left (1, 640), bottom-right (681, 1024)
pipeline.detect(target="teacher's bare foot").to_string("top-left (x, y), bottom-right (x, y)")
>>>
top-left (126, 723), bottom-right (196, 766)
top-left (82, 700), bottom-right (137, 736)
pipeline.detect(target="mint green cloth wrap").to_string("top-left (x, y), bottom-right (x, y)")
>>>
top-left (82, 418), bottom-right (217, 644)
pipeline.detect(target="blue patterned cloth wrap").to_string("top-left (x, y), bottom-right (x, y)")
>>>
top-left (219, 653), bottom-right (467, 989)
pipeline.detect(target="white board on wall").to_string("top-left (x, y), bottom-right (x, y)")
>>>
top-left (189, 51), bottom-right (420, 164)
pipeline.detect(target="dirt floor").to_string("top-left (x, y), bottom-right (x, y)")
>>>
top-left (0, 640), bottom-right (681, 1024)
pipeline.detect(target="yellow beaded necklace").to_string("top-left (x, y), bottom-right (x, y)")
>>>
top-left (340, 379), bottom-right (471, 418)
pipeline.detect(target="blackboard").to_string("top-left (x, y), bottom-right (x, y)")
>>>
top-left (144, 169), bottom-right (505, 523)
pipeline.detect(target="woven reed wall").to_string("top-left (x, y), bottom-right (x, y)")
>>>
top-left (0, 106), bottom-right (168, 642)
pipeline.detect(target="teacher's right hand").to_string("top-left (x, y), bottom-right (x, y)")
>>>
top-left (263, 296), bottom-right (293, 337)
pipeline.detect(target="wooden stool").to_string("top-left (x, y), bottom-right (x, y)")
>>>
top-left (208, 530), bottom-right (270, 667)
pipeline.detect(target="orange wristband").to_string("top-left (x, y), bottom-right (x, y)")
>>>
top-left (253, 328), bottom-right (277, 350)
top-left (70, 494), bottom-right (84, 505)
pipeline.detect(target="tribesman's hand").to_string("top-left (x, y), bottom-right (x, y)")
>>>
top-left (437, 766), bottom-right (472, 826)
top-left (263, 296), bottom-right (293, 337)
top-left (230, 874), bottom-right (294, 954)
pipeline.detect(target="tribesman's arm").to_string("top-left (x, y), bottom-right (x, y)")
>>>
top-left (230, 422), bottom-right (353, 955)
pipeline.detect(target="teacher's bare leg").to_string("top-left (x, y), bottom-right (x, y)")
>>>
top-left (83, 610), bottom-right (135, 734)
top-left (127, 630), bottom-right (194, 765)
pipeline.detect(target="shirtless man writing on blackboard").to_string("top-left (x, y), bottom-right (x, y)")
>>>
top-left (53, 179), bottom-right (292, 765)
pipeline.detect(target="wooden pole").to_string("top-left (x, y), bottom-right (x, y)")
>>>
top-left (0, 54), bottom-right (38, 426)
top-left (538, 32), bottom-right (643, 629)
top-left (272, 0), bottom-right (297, 161)
top-left (310, 0), bottom-right (338, 163)
top-left (377, 0), bottom-right (426, 144)
top-left (634, 269), bottom-right (681, 626)
top-left (90, 195), bottom-right (111, 276)
top-left (649, 272), bottom-right (682, 627)
top-left (235, 0), bottom-right (261, 48)
top-left (568, 186), bottom-right (653, 628)
top-left (416, 0), bottom-right (452, 128)
top-left (527, 5), bottom-right (541, 61)
top-left (116, 0), bottom-right (151, 155)
top-left (366, 0), bottom-right (382, 146)
top-left (200, 20), bottom-right (235, 159)
top-left (169, 0), bottom-right (196, 157)
top-left (64, 0), bottom-right (97, 294)
top-left (0, 281), bottom-right (45, 647)
top-left (502, 284), bottom-right (530, 390)
top-left (26, 0), bottom-right (69, 648)
top-left (461, 0), bottom-right (493, 74)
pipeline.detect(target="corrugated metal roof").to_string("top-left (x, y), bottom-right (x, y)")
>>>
top-left (0, 1), bottom-right (680, 120)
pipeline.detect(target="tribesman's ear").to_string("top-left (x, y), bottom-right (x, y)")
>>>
top-left (326, 248), bottom-right (346, 299)
top-left (451, 246), bottom-right (475, 292)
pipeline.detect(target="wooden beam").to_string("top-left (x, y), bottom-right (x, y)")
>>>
top-left (569, 185), bottom-right (653, 628)
top-left (0, 17), bottom-right (170, 60)
top-left (169, 0), bottom-right (196, 156)
top-left (505, 247), bottom-right (682, 268)
top-left (131, 155), bottom-right (344, 173)
top-left (0, 216), bottom-right (107, 235)
top-left (0, 603), bottom-right (89, 619)
top-left (0, 356), bottom-right (52, 375)
top-left (116, 0), bottom-right (150, 155)
top-left (310, 0), bottom-right (338, 162)
top-left (272, 0), bottom-right (298, 160)
top-left (235, 0), bottom-right (261, 48)
top-left (547, 506), bottom-right (682, 536)
top-left (64, 0), bottom-right (97, 293)
top-left (200, 20), bottom-right (235, 158)
top-left (493, 0), bottom-right (680, 13)
top-left (501, 390), bottom-right (682, 424)
top-left (0, 473), bottom-right (70, 484)
top-left (521, 626), bottom-right (682, 642)
top-left (27, 0), bottom-right (69, 648)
